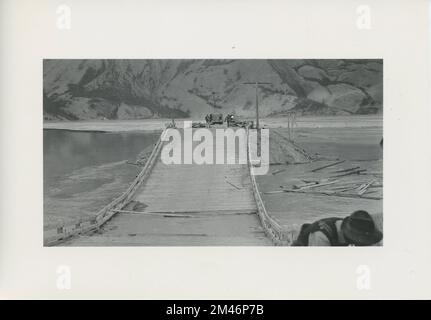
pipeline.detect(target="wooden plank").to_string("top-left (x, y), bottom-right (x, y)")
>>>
top-left (225, 180), bottom-right (241, 190)
top-left (282, 188), bottom-right (382, 200)
top-left (331, 166), bottom-right (360, 173)
top-left (296, 180), bottom-right (338, 190)
top-left (115, 209), bottom-right (256, 216)
top-left (264, 190), bottom-right (285, 195)
top-left (310, 160), bottom-right (345, 172)
top-left (357, 180), bottom-right (376, 195)
top-left (329, 169), bottom-right (367, 178)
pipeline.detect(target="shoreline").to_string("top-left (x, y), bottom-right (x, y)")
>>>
top-left (43, 114), bottom-right (383, 132)
top-left (43, 130), bottom-right (161, 229)
top-left (43, 127), bottom-right (164, 134)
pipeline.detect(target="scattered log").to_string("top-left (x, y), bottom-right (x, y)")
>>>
top-left (328, 186), bottom-right (358, 193)
top-left (357, 180), bottom-right (375, 195)
top-left (293, 181), bottom-right (318, 189)
top-left (330, 182), bottom-right (362, 190)
top-left (296, 180), bottom-right (339, 190)
top-left (264, 190), bottom-right (285, 194)
top-left (329, 169), bottom-right (367, 178)
top-left (301, 179), bottom-right (319, 184)
top-left (311, 160), bottom-right (345, 172)
top-left (281, 189), bottom-right (382, 200)
top-left (332, 166), bottom-right (360, 174)
top-left (226, 180), bottom-right (241, 190)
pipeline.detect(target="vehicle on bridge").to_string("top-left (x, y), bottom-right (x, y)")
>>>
top-left (205, 113), bottom-right (224, 125)
top-left (225, 113), bottom-right (253, 128)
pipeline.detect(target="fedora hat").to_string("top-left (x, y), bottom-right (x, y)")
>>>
top-left (341, 210), bottom-right (382, 246)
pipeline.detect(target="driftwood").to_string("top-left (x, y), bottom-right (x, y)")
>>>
top-left (329, 169), bottom-right (367, 178)
top-left (332, 166), bottom-right (360, 174)
top-left (226, 180), bottom-right (241, 190)
top-left (281, 189), bottom-right (382, 200)
top-left (264, 190), bottom-right (285, 195)
top-left (310, 160), bottom-right (345, 172)
top-left (328, 186), bottom-right (358, 193)
top-left (293, 181), bottom-right (318, 189)
top-left (295, 180), bottom-right (339, 190)
top-left (357, 180), bottom-right (375, 195)
top-left (330, 182), bottom-right (362, 189)
top-left (301, 179), bottom-right (319, 184)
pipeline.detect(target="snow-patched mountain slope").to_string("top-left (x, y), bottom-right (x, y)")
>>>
top-left (43, 59), bottom-right (383, 120)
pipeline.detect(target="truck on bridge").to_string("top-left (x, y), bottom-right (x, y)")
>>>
top-left (205, 113), bottom-right (224, 125)
top-left (225, 113), bottom-right (253, 128)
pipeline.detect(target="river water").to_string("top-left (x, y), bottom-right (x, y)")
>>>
top-left (43, 129), bottom-right (160, 226)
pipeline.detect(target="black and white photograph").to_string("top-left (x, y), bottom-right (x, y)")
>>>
top-left (43, 59), bottom-right (383, 246)
top-left (1, 0), bottom-right (430, 302)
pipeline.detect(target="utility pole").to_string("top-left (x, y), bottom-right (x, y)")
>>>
top-left (286, 111), bottom-right (297, 141)
top-left (243, 82), bottom-right (271, 129)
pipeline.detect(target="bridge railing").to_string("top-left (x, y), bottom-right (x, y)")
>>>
top-left (44, 130), bottom-right (167, 246)
top-left (246, 128), bottom-right (296, 246)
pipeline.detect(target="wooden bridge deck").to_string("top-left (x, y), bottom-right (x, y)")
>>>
top-left (63, 128), bottom-right (271, 246)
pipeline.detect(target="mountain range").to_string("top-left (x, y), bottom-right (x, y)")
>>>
top-left (43, 59), bottom-right (383, 120)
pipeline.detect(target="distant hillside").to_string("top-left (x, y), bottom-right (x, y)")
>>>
top-left (43, 59), bottom-right (383, 120)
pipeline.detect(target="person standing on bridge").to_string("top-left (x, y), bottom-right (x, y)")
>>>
top-left (293, 210), bottom-right (382, 246)
top-left (225, 113), bottom-right (234, 127)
